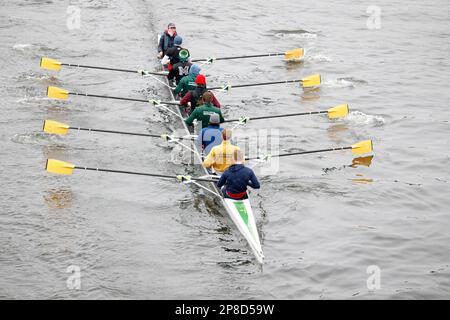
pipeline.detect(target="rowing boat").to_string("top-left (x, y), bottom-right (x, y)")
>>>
top-left (42, 42), bottom-right (372, 264)
top-left (157, 35), bottom-right (264, 263)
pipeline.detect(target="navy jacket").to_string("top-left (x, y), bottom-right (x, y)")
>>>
top-left (217, 164), bottom-right (260, 194)
top-left (158, 31), bottom-right (177, 55)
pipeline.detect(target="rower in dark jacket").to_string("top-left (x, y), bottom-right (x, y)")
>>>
top-left (167, 49), bottom-right (191, 84)
top-left (217, 150), bottom-right (260, 200)
top-left (158, 23), bottom-right (178, 58)
top-left (161, 36), bottom-right (188, 67)
top-left (180, 74), bottom-right (221, 113)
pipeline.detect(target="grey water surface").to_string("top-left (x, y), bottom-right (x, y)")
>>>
top-left (1, 0), bottom-right (449, 299)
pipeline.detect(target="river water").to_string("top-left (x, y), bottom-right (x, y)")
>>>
top-left (1, 0), bottom-right (449, 299)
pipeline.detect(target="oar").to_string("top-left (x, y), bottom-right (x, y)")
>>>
top-left (246, 140), bottom-right (373, 160)
top-left (225, 104), bottom-right (349, 124)
top-left (40, 57), bottom-right (168, 76)
top-left (192, 48), bottom-right (304, 63)
top-left (45, 159), bottom-right (216, 182)
top-left (46, 86), bottom-right (179, 105)
top-left (209, 74), bottom-right (321, 91)
top-left (43, 120), bottom-right (195, 141)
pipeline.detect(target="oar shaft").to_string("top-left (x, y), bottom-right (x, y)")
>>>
top-left (68, 92), bottom-right (179, 105)
top-left (73, 166), bottom-right (215, 182)
top-left (225, 110), bottom-right (327, 122)
top-left (209, 79), bottom-right (302, 90)
top-left (246, 146), bottom-right (352, 160)
top-left (68, 127), bottom-right (161, 138)
top-left (69, 92), bottom-right (148, 103)
top-left (68, 127), bottom-right (193, 140)
top-left (275, 147), bottom-right (352, 157)
top-left (192, 52), bottom-right (284, 62)
top-left (62, 63), bottom-right (136, 73)
top-left (61, 63), bottom-right (167, 76)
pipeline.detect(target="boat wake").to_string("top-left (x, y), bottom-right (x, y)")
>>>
top-left (344, 111), bottom-right (385, 127)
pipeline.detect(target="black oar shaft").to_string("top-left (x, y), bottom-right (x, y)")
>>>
top-left (192, 53), bottom-right (283, 62)
top-left (69, 92), bottom-right (147, 103)
top-left (68, 127), bottom-right (161, 138)
top-left (73, 166), bottom-right (215, 182)
top-left (62, 63), bottom-right (136, 73)
top-left (209, 79), bottom-right (302, 90)
top-left (68, 92), bottom-right (179, 105)
top-left (246, 146), bottom-right (352, 160)
top-left (225, 111), bottom-right (327, 122)
top-left (68, 127), bottom-right (193, 140)
top-left (61, 63), bottom-right (167, 76)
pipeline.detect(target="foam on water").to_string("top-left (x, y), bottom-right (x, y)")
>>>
top-left (343, 111), bottom-right (386, 127)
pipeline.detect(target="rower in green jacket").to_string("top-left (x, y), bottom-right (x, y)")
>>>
top-left (173, 64), bottom-right (201, 97)
top-left (185, 91), bottom-right (224, 129)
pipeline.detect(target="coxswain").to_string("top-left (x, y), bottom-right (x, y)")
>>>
top-left (167, 49), bottom-right (192, 84)
top-left (202, 129), bottom-right (239, 173)
top-left (185, 91), bottom-right (224, 129)
top-left (180, 74), bottom-right (221, 113)
top-left (158, 23), bottom-right (178, 58)
top-left (174, 64), bottom-right (201, 97)
top-left (217, 149), bottom-right (260, 200)
top-left (196, 113), bottom-right (224, 155)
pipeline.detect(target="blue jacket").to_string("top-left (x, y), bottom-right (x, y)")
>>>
top-left (196, 125), bottom-right (224, 154)
top-left (217, 164), bottom-right (260, 194)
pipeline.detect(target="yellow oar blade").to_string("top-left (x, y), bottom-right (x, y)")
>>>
top-left (47, 86), bottom-right (69, 100)
top-left (351, 140), bottom-right (373, 155)
top-left (301, 74), bottom-right (321, 87)
top-left (40, 57), bottom-right (62, 71)
top-left (43, 120), bottom-right (70, 135)
top-left (327, 104), bottom-right (349, 119)
top-left (46, 159), bottom-right (75, 175)
top-left (284, 48), bottom-right (304, 60)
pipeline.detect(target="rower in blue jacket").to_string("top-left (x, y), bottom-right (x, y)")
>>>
top-left (196, 113), bottom-right (224, 155)
top-left (217, 150), bottom-right (260, 200)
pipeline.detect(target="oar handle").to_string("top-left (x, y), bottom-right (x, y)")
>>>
top-left (192, 53), bottom-right (284, 62)
top-left (73, 166), bottom-right (215, 182)
top-left (225, 110), bottom-right (328, 122)
top-left (209, 79), bottom-right (302, 90)
top-left (246, 146), bottom-right (352, 160)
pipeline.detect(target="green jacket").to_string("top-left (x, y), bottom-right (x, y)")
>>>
top-left (185, 103), bottom-right (224, 128)
top-left (174, 74), bottom-right (197, 96)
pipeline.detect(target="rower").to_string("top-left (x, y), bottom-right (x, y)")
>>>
top-left (167, 49), bottom-right (191, 84)
top-left (185, 91), bottom-right (224, 129)
top-left (217, 149), bottom-right (260, 200)
top-left (174, 64), bottom-right (201, 97)
top-left (180, 74), bottom-right (221, 113)
top-left (161, 36), bottom-right (188, 68)
top-left (158, 23), bottom-right (178, 59)
top-left (196, 113), bottom-right (224, 155)
top-left (202, 129), bottom-right (239, 173)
